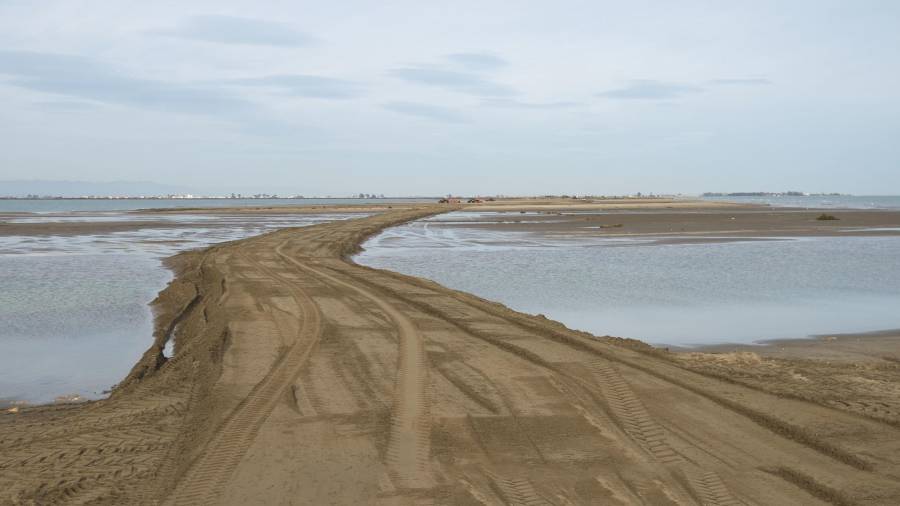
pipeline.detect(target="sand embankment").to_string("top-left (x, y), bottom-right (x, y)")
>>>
top-left (2, 203), bottom-right (900, 504)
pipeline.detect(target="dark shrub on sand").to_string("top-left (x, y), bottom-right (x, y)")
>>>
top-left (816, 213), bottom-right (839, 221)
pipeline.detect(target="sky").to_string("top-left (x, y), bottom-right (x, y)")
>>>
top-left (1, 1), bottom-right (899, 196)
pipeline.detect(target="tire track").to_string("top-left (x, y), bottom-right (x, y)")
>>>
top-left (590, 361), bottom-right (683, 464)
top-left (435, 361), bottom-right (505, 415)
top-left (14, 208), bottom-right (898, 504)
top-left (165, 244), bottom-right (322, 505)
top-left (687, 470), bottom-right (745, 506)
top-left (488, 473), bottom-right (553, 506)
top-left (329, 265), bottom-right (750, 504)
top-left (354, 264), bottom-right (884, 473)
top-left (281, 254), bottom-right (434, 490)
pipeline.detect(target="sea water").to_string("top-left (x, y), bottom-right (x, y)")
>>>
top-left (0, 212), bottom-right (364, 405)
top-left (1, 253), bottom-right (169, 404)
top-left (356, 213), bottom-right (900, 347)
top-left (700, 194), bottom-right (900, 209)
top-left (0, 197), bottom-right (432, 213)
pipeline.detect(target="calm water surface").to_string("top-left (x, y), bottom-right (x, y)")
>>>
top-left (0, 212), bottom-right (364, 405)
top-left (1, 254), bottom-right (169, 404)
top-left (0, 198), bottom-right (432, 213)
top-left (356, 213), bottom-right (900, 347)
top-left (701, 194), bottom-right (900, 209)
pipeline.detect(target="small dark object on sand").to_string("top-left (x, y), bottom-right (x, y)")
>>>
top-left (816, 213), bottom-right (839, 221)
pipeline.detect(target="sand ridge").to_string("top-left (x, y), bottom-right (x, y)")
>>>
top-left (2, 204), bottom-right (900, 505)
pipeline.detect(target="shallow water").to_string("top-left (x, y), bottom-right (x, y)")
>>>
top-left (701, 194), bottom-right (900, 209)
top-left (0, 212), bottom-right (359, 256)
top-left (1, 254), bottom-right (169, 403)
top-left (356, 213), bottom-right (900, 347)
top-left (0, 212), bottom-right (363, 404)
top-left (0, 197), bottom-right (432, 213)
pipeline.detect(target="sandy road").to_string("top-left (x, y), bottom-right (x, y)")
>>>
top-left (165, 247), bottom-right (323, 505)
top-left (289, 255), bottom-right (435, 490)
top-left (3, 206), bottom-right (900, 505)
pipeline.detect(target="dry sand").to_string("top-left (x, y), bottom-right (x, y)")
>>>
top-left (2, 201), bottom-right (900, 505)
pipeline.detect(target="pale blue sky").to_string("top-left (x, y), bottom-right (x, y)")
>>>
top-left (1, 1), bottom-right (898, 195)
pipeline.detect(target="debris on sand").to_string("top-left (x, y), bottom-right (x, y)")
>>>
top-left (54, 394), bottom-right (84, 404)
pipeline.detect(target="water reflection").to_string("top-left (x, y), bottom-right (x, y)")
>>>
top-left (1, 212), bottom-right (364, 405)
top-left (357, 217), bottom-right (900, 347)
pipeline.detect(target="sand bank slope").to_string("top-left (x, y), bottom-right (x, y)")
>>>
top-left (2, 206), bottom-right (900, 505)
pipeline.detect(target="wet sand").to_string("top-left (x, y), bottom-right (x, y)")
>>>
top-left (473, 196), bottom-right (750, 211)
top-left (0, 206), bottom-right (382, 237)
top-left (436, 206), bottom-right (900, 239)
top-left (681, 329), bottom-right (900, 363)
top-left (2, 200), bottom-right (900, 504)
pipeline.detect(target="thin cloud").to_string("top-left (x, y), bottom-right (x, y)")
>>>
top-left (597, 80), bottom-right (703, 100)
top-left (708, 78), bottom-right (772, 86)
top-left (154, 15), bottom-right (314, 47)
top-left (227, 75), bottom-right (363, 99)
top-left (445, 52), bottom-right (507, 71)
top-left (389, 66), bottom-right (516, 97)
top-left (29, 100), bottom-right (101, 112)
top-left (0, 50), bottom-right (255, 117)
top-left (383, 101), bottom-right (467, 123)
top-left (482, 98), bottom-right (581, 109)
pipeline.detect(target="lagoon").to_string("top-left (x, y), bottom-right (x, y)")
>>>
top-left (356, 213), bottom-right (900, 347)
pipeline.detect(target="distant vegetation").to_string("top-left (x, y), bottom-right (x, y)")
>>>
top-left (816, 213), bottom-right (839, 221)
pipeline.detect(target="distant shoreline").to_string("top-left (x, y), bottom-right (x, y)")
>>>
top-left (0, 196), bottom-right (439, 201)
top-left (702, 192), bottom-right (847, 197)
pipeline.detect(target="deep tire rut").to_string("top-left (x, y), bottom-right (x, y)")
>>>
top-left (165, 246), bottom-right (322, 505)
top-left (688, 470), bottom-right (745, 506)
top-left (10, 208), bottom-right (900, 505)
top-left (295, 261), bottom-right (434, 490)
top-left (590, 361), bottom-right (683, 464)
top-left (336, 265), bottom-right (749, 504)
top-left (488, 473), bottom-right (553, 506)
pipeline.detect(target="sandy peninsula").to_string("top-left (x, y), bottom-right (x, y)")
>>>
top-left (2, 199), bottom-right (900, 505)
